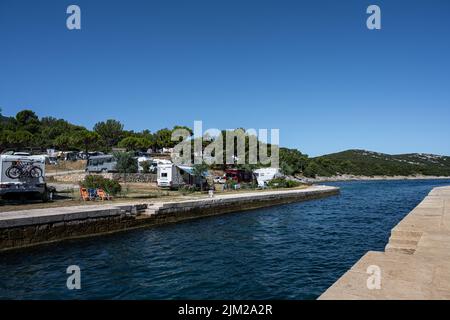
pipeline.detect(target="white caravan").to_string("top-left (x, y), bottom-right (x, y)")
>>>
top-left (0, 154), bottom-right (52, 201)
top-left (157, 164), bottom-right (185, 188)
top-left (157, 164), bottom-right (207, 189)
top-left (253, 167), bottom-right (282, 188)
top-left (141, 158), bottom-right (172, 173)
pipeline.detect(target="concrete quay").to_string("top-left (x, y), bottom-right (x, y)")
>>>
top-left (0, 185), bottom-right (339, 252)
top-left (319, 186), bottom-right (450, 300)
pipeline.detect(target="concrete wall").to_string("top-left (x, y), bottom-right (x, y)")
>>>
top-left (319, 185), bottom-right (450, 300)
top-left (0, 186), bottom-right (339, 252)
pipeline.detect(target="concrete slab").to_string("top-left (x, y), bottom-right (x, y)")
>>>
top-left (319, 185), bottom-right (450, 300)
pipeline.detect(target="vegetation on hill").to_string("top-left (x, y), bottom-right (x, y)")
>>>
top-left (304, 150), bottom-right (450, 177)
top-left (1, 109), bottom-right (450, 178)
top-left (0, 109), bottom-right (189, 153)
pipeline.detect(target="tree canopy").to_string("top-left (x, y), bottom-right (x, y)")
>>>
top-left (2, 109), bottom-right (450, 178)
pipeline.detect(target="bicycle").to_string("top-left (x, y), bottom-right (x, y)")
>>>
top-left (5, 160), bottom-right (43, 179)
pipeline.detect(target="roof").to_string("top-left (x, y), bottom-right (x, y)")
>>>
top-left (0, 154), bottom-right (46, 162)
top-left (177, 165), bottom-right (209, 177)
top-left (89, 155), bottom-right (114, 159)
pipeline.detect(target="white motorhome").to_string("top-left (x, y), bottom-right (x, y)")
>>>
top-left (157, 164), bottom-right (185, 188)
top-left (0, 154), bottom-right (52, 201)
top-left (253, 167), bottom-right (282, 188)
top-left (157, 164), bottom-right (207, 189)
top-left (139, 158), bottom-right (172, 173)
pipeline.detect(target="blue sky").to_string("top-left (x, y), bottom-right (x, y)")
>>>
top-left (0, 0), bottom-right (449, 156)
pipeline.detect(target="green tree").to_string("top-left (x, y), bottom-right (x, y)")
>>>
top-left (280, 162), bottom-right (295, 176)
top-left (15, 110), bottom-right (40, 134)
top-left (173, 125), bottom-right (193, 136)
top-left (118, 136), bottom-right (152, 151)
top-left (54, 134), bottom-right (73, 150)
top-left (154, 128), bottom-right (174, 149)
top-left (279, 148), bottom-right (309, 174)
top-left (113, 151), bottom-right (138, 183)
top-left (140, 160), bottom-right (151, 173)
top-left (7, 130), bottom-right (34, 149)
top-left (93, 119), bottom-right (124, 150)
top-left (192, 162), bottom-right (209, 191)
top-left (73, 131), bottom-right (100, 154)
top-left (303, 160), bottom-right (321, 178)
top-left (1, 129), bottom-right (13, 149)
top-left (138, 129), bottom-right (156, 149)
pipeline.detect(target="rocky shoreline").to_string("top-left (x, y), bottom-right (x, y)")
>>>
top-left (299, 174), bottom-right (450, 183)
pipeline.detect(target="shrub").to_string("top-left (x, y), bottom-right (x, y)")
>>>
top-left (80, 175), bottom-right (122, 195)
top-left (141, 160), bottom-right (151, 173)
top-left (179, 185), bottom-right (198, 195)
top-left (226, 179), bottom-right (239, 190)
top-left (240, 182), bottom-right (258, 189)
top-left (267, 177), bottom-right (301, 188)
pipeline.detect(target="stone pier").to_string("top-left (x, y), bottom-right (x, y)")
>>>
top-left (0, 185), bottom-right (339, 252)
top-left (319, 186), bottom-right (450, 300)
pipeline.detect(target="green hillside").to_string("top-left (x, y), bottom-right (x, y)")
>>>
top-left (2, 109), bottom-right (450, 178)
top-left (303, 150), bottom-right (450, 177)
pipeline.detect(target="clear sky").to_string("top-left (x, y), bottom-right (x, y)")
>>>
top-left (1, 0), bottom-right (449, 156)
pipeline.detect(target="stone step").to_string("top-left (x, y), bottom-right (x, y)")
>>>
top-left (390, 229), bottom-right (422, 240)
top-left (142, 204), bottom-right (163, 216)
top-left (385, 243), bottom-right (416, 255)
top-left (388, 237), bottom-right (420, 246)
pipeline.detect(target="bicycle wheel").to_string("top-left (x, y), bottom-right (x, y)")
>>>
top-left (6, 166), bottom-right (21, 179)
top-left (30, 166), bottom-right (43, 178)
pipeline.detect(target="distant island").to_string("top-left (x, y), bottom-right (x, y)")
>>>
top-left (305, 150), bottom-right (450, 178)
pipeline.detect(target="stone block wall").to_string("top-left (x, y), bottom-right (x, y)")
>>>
top-left (0, 187), bottom-right (339, 251)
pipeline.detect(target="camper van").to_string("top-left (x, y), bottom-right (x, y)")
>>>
top-left (253, 168), bottom-right (282, 188)
top-left (85, 155), bottom-right (117, 173)
top-left (157, 164), bottom-right (185, 188)
top-left (157, 164), bottom-right (207, 189)
top-left (0, 154), bottom-right (52, 201)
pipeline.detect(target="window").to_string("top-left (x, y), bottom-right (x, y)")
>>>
top-left (161, 173), bottom-right (168, 177)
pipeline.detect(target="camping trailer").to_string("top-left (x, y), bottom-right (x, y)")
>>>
top-left (0, 154), bottom-right (52, 201)
top-left (157, 164), bottom-right (185, 188)
top-left (157, 164), bottom-right (207, 189)
top-left (253, 167), bottom-right (282, 187)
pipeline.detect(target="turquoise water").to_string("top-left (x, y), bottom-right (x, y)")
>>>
top-left (1, 179), bottom-right (449, 299)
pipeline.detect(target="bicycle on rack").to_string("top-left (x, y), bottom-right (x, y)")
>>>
top-left (5, 160), bottom-right (43, 179)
